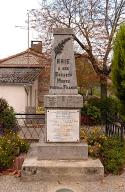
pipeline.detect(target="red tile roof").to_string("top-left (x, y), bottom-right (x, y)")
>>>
top-left (0, 49), bottom-right (50, 68)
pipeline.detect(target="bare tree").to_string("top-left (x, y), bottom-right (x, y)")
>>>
top-left (31, 0), bottom-right (125, 98)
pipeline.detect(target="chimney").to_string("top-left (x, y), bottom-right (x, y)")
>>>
top-left (31, 41), bottom-right (42, 53)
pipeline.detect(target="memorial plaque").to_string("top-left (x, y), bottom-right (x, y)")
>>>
top-left (47, 109), bottom-right (79, 142)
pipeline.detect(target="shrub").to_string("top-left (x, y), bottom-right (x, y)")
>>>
top-left (87, 105), bottom-right (100, 122)
top-left (87, 96), bottom-right (101, 108)
top-left (0, 98), bottom-right (19, 134)
top-left (80, 127), bottom-right (125, 174)
top-left (0, 98), bottom-right (8, 112)
top-left (81, 96), bottom-right (119, 125)
top-left (99, 96), bottom-right (119, 122)
top-left (0, 132), bottom-right (30, 169)
top-left (80, 127), bottom-right (107, 157)
top-left (0, 149), bottom-right (15, 169)
top-left (0, 133), bottom-right (19, 168)
top-left (81, 115), bottom-right (94, 125)
top-left (101, 136), bottom-right (125, 174)
top-left (18, 138), bottom-right (30, 153)
top-left (88, 96), bottom-right (119, 118)
top-left (4, 132), bottom-right (30, 154)
top-left (81, 102), bottom-right (101, 125)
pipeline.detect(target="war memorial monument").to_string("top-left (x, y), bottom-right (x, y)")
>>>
top-left (22, 28), bottom-right (104, 182)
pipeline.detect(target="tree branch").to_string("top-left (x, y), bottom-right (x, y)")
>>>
top-left (73, 34), bottom-right (103, 75)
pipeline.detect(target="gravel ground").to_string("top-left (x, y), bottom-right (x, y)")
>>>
top-left (0, 172), bottom-right (125, 192)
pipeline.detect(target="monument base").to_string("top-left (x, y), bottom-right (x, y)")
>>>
top-left (21, 158), bottom-right (104, 182)
top-left (37, 142), bottom-right (88, 160)
top-left (21, 143), bottom-right (104, 182)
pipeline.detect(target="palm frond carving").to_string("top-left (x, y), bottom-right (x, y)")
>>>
top-left (54, 37), bottom-right (71, 59)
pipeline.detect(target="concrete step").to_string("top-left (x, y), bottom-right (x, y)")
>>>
top-left (21, 158), bottom-right (104, 182)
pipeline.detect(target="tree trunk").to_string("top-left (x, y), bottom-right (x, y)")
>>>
top-left (100, 75), bottom-right (107, 99)
top-left (100, 75), bottom-right (108, 124)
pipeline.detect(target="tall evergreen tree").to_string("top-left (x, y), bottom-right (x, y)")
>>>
top-left (112, 24), bottom-right (125, 119)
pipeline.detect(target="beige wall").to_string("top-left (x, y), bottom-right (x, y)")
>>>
top-left (0, 80), bottom-right (39, 113)
top-left (0, 85), bottom-right (25, 113)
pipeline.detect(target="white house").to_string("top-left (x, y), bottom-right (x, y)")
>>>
top-left (0, 67), bottom-right (41, 113)
top-left (0, 41), bottom-right (50, 113)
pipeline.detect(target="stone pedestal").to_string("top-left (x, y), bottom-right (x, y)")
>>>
top-left (37, 142), bottom-right (88, 160)
top-left (37, 92), bottom-right (88, 160)
top-left (44, 95), bottom-right (83, 108)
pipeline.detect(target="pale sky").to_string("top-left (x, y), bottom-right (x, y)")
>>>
top-left (0, 0), bottom-right (40, 59)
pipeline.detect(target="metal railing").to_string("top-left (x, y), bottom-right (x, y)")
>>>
top-left (15, 113), bottom-right (125, 142)
top-left (16, 113), bottom-right (45, 142)
top-left (105, 119), bottom-right (124, 141)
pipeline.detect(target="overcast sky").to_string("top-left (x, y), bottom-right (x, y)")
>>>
top-left (0, 0), bottom-right (40, 59)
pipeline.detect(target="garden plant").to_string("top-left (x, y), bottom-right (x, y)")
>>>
top-left (0, 98), bottom-right (30, 170)
top-left (81, 127), bottom-right (125, 174)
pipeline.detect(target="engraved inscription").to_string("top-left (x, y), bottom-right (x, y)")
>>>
top-left (46, 97), bottom-right (57, 106)
top-left (50, 57), bottom-right (77, 90)
top-left (47, 109), bottom-right (79, 142)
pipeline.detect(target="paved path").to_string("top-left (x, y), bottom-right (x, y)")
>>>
top-left (0, 172), bottom-right (125, 192)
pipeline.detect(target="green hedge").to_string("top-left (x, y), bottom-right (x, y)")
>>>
top-left (81, 96), bottom-right (119, 125)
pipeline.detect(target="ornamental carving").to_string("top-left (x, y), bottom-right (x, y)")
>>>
top-left (54, 37), bottom-right (71, 59)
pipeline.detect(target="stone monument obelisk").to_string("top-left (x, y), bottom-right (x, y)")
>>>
top-left (21, 28), bottom-right (104, 182)
top-left (37, 28), bottom-right (88, 160)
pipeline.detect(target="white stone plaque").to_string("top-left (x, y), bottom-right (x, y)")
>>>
top-left (47, 109), bottom-right (79, 142)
